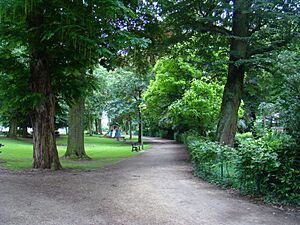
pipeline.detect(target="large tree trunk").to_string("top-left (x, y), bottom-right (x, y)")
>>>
top-left (216, 0), bottom-right (250, 146)
top-left (8, 118), bottom-right (17, 138)
top-left (31, 94), bottom-right (61, 169)
top-left (64, 98), bottom-right (90, 159)
top-left (27, 8), bottom-right (62, 170)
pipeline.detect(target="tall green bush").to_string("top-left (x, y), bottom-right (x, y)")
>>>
top-left (185, 132), bottom-right (300, 206)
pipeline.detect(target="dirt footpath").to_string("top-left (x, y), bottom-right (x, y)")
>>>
top-left (0, 137), bottom-right (299, 225)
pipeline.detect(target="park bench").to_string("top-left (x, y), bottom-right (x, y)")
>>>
top-left (131, 142), bottom-right (141, 152)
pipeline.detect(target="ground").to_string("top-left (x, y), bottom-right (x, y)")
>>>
top-left (0, 137), bottom-right (299, 225)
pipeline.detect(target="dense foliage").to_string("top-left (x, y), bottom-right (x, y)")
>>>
top-left (168, 78), bottom-right (223, 135)
top-left (184, 132), bottom-right (300, 206)
top-left (143, 55), bottom-right (227, 138)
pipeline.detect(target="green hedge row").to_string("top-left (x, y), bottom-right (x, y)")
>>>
top-left (183, 132), bottom-right (300, 206)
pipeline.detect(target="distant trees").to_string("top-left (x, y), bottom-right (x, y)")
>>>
top-left (143, 55), bottom-right (225, 138)
top-left (143, 58), bottom-right (195, 137)
top-left (168, 78), bottom-right (223, 136)
top-left (105, 68), bottom-right (149, 143)
top-left (0, 42), bottom-right (30, 138)
top-left (84, 66), bottom-right (109, 136)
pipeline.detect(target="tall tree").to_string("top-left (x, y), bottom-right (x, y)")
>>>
top-left (216, 0), bottom-right (251, 146)
top-left (84, 66), bottom-right (109, 137)
top-left (158, 0), bottom-right (300, 145)
top-left (26, 5), bottom-right (61, 169)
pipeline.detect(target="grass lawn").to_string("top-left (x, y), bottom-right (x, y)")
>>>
top-left (0, 135), bottom-right (150, 170)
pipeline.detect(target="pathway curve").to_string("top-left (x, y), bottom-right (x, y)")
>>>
top-left (0, 137), bottom-right (299, 225)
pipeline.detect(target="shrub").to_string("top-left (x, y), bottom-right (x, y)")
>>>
top-left (184, 131), bottom-right (300, 206)
top-left (185, 135), bottom-right (237, 186)
top-left (236, 137), bottom-right (280, 194)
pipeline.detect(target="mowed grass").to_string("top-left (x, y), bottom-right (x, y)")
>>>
top-left (0, 135), bottom-right (150, 170)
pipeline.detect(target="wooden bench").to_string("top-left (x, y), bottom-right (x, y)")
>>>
top-left (131, 142), bottom-right (141, 152)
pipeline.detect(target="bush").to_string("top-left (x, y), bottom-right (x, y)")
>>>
top-left (184, 131), bottom-right (238, 186)
top-left (236, 137), bottom-right (280, 194)
top-left (184, 131), bottom-right (300, 206)
top-left (237, 133), bottom-right (299, 204)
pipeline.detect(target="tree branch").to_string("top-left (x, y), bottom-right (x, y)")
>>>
top-left (248, 39), bottom-right (290, 57)
top-left (249, 20), bottom-right (268, 35)
top-left (255, 65), bottom-right (277, 74)
top-left (195, 23), bottom-right (231, 36)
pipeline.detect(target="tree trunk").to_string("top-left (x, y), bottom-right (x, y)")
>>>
top-left (20, 125), bottom-right (29, 138)
top-left (95, 119), bottom-right (98, 133)
top-left (97, 112), bottom-right (102, 134)
top-left (216, 0), bottom-right (251, 146)
top-left (129, 118), bottom-right (132, 140)
top-left (138, 109), bottom-right (142, 144)
top-left (89, 117), bottom-right (93, 136)
top-left (27, 8), bottom-right (62, 170)
top-left (8, 118), bottom-right (17, 138)
top-left (65, 98), bottom-right (90, 159)
top-left (31, 94), bottom-right (61, 169)
top-left (98, 118), bottom-right (102, 134)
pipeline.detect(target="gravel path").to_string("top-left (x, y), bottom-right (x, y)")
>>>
top-left (0, 137), bottom-right (299, 225)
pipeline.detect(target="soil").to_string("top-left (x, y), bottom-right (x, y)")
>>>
top-left (0, 137), bottom-right (299, 225)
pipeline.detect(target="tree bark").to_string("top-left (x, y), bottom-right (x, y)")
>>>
top-left (129, 118), bottom-right (132, 140)
top-left (97, 112), bottom-right (102, 134)
top-left (89, 117), bottom-right (93, 136)
top-left (95, 119), bottom-right (98, 133)
top-left (31, 94), bottom-right (61, 169)
top-left (64, 98), bottom-right (90, 159)
top-left (138, 109), bottom-right (142, 144)
top-left (97, 118), bottom-right (102, 134)
top-left (27, 8), bottom-right (62, 170)
top-left (8, 118), bottom-right (17, 138)
top-left (216, 0), bottom-right (251, 146)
